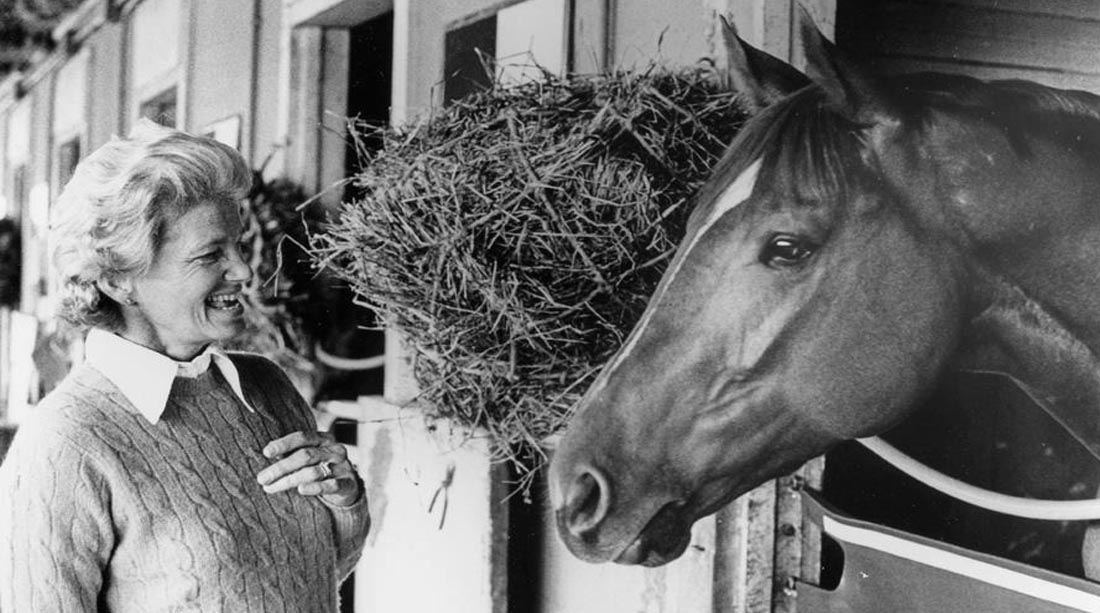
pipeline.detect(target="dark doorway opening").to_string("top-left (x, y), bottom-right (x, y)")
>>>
top-left (311, 11), bottom-right (394, 410)
top-left (327, 15), bottom-right (393, 608)
top-left (444, 15), bottom-right (496, 104)
top-left (346, 11), bottom-right (394, 172)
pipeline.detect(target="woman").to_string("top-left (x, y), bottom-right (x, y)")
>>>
top-left (0, 120), bottom-right (370, 612)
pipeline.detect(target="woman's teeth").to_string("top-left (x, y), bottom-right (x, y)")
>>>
top-left (206, 293), bottom-right (241, 310)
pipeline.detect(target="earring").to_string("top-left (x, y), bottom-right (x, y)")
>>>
top-left (124, 296), bottom-right (136, 306)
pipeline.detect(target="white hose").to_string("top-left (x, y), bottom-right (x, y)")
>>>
top-left (314, 343), bottom-right (386, 371)
top-left (857, 436), bottom-right (1100, 521)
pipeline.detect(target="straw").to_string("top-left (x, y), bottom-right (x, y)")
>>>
top-left (315, 65), bottom-right (747, 488)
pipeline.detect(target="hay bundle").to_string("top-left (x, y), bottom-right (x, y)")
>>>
top-left (316, 66), bottom-right (747, 483)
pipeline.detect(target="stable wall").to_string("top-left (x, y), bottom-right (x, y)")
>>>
top-left (609, 0), bottom-right (715, 70)
top-left (187, 0), bottom-right (256, 157)
top-left (84, 20), bottom-right (125, 150)
top-left (839, 0), bottom-right (1100, 91)
top-left (251, 0), bottom-right (284, 176)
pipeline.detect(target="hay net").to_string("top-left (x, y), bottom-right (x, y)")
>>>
top-left (316, 65), bottom-right (747, 488)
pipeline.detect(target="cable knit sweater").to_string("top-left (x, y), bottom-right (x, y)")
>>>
top-left (0, 352), bottom-right (370, 612)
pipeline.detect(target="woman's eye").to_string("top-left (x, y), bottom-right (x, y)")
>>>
top-left (197, 250), bottom-right (222, 263)
top-left (760, 234), bottom-right (816, 268)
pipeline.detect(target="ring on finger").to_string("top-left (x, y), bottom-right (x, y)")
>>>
top-left (318, 459), bottom-right (336, 480)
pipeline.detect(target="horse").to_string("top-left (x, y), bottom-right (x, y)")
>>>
top-left (547, 9), bottom-right (1100, 580)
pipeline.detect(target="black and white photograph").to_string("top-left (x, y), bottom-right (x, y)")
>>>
top-left (2, 0), bottom-right (1100, 611)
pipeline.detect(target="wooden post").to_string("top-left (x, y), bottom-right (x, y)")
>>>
top-left (571, 0), bottom-right (611, 74)
top-left (712, 458), bottom-right (825, 613)
top-left (714, 480), bottom-right (777, 612)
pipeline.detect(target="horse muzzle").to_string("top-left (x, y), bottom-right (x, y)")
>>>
top-left (553, 462), bottom-right (694, 566)
top-left (611, 501), bottom-right (694, 566)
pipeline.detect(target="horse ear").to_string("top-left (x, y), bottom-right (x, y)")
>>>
top-left (720, 15), bottom-right (810, 112)
top-left (796, 6), bottom-right (892, 120)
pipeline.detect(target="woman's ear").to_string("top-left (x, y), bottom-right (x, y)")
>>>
top-left (97, 274), bottom-right (135, 306)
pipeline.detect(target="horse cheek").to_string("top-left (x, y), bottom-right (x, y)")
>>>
top-left (798, 248), bottom-right (957, 437)
top-left (858, 251), bottom-right (962, 429)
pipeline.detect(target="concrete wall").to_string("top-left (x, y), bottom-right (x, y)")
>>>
top-left (85, 21), bottom-right (125, 149)
top-left (610, 0), bottom-right (716, 70)
top-left (187, 0), bottom-right (255, 156)
top-left (329, 399), bottom-right (508, 613)
top-left (251, 0), bottom-right (284, 175)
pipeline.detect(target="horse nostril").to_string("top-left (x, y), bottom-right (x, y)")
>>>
top-left (563, 467), bottom-right (612, 538)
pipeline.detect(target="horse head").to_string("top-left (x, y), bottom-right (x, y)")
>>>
top-left (544, 9), bottom-right (1100, 567)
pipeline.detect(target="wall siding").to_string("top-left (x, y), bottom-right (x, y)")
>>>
top-left (838, 0), bottom-right (1100, 91)
top-left (85, 21), bottom-right (125, 150)
top-left (188, 0), bottom-right (254, 152)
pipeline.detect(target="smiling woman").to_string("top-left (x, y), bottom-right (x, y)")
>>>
top-left (114, 200), bottom-right (252, 359)
top-left (0, 120), bottom-right (370, 612)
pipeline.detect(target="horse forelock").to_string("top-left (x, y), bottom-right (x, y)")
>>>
top-left (716, 87), bottom-right (877, 216)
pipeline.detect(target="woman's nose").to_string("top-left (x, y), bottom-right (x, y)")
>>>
top-left (226, 246), bottom-right (253, 284)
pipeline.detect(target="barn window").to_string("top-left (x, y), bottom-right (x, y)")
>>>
top-left (444, 0), bottom-right (569, 104)
top-left (138, 87), bottom-right (178, 128)
top-left (129, 0), bottom-right (183, 127)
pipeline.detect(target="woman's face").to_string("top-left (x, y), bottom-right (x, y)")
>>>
top-left (122, 200), bottom-right (252, 360)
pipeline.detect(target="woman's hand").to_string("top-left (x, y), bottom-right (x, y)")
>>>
top-left (257, 431), bottom-right (362, 507)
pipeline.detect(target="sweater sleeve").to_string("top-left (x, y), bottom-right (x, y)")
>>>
top-left (320, 470), bottom-right (372, 580)
top-left (0, 421), bottom-right (115, 612)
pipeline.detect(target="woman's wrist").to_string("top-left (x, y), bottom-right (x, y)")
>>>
top-left (321, 468), bottom-right (365, 508)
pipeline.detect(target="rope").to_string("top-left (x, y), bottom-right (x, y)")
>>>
top-left (857, 436), bottom-right (1100, 521)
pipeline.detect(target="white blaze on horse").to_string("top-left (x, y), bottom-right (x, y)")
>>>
top-left (548, 9), bottom-right (1100, 579)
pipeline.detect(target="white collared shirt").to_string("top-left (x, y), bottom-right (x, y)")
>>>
top-left (84, 328), bottom-right (255, 423)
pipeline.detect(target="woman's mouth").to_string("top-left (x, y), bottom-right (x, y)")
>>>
top-left (205, 292), bottom-right (243, 312)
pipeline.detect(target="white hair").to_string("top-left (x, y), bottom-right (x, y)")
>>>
top-left (51, 119), bottom-right (252, 330)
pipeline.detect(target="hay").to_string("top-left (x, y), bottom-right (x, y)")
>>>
top-left (316, 66), bottom-right (747, 485)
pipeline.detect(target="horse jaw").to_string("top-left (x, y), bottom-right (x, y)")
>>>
top-left (550, 359), bottom-right (837, 566)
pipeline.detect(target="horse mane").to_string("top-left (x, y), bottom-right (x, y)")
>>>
top-left (890, 72), bottom-right (1100, 156)
top-left (892, 72), bottom-right (1100, 123)
top-left (702, 71), bottom-right (1100, 220)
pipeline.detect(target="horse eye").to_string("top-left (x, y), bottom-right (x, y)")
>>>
top-left (760, 234), bottom-right (816, 267)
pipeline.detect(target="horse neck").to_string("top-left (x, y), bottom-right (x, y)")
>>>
top-left (932, 120), bottom-right (1100, 353)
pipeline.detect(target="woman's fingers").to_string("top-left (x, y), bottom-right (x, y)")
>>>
top-left (256, 431), bottom-right (349, 494)
top-left (261, 430), bottom-right (337, 460)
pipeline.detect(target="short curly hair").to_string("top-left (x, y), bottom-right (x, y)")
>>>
top-left (51, 119), bottom-right (253, 330)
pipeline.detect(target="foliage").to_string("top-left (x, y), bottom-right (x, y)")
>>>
top-left (225, 174), bottom-right (324, 397)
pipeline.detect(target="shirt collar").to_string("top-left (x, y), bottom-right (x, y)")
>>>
top-left (84, 328), bottom-right (254, 423)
